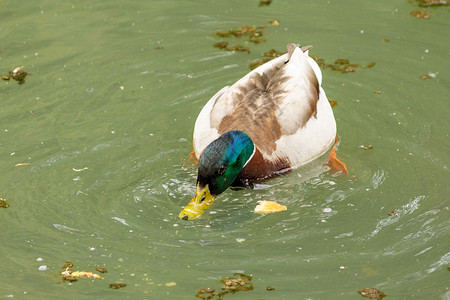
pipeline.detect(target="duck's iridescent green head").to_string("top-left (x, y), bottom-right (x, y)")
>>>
top-left (179, 130), bottom-right (255, 220)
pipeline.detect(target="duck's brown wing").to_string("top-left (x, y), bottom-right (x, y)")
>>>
top-left (210, 43), bottom-right (319, 159)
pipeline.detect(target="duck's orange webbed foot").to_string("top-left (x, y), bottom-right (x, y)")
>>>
top-left (325, 137), bottom-right (348, 175)
top-left (188, 150), bottom-right (198, 165)
top-left (183, 149), bottom-right (198, 168)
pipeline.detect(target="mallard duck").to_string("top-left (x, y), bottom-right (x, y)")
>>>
top-left (179, 43), bottom-right (342, 220)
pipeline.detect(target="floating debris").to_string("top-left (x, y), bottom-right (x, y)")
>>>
top-left (410, 0), bottom-right (449, 7)
top-left (195, 273), bottom-right (254, 299)
top-left (214, 25), bottom-right (265, 52)
top-left (266, 286), bottom-right (275, 291)
top-left (410, 10), bottom-right (431, 18)
top-left (254, 200), bottom-right (287, 214)
top-left (333, 58), bottom-right (360, 72)
top-left (420, 72), bottom-right (438, 80)
top-left (61, 262), bottom-right (104, 282)
top-left (215, 25), bottom-right (265, 39)
top-left (15, 163), bottom-right (30, 167)
top-left (195, 288), bottom-right (216, 299)
top-left (215, 30), bottom-right (231, 38)
top-left (329, 100), bottom-right (339, 108)
top-left (165, 282), bottom-right (177, 287)
top-left (213, 43), bottom-right (251, 53)
top-left (248, 38), bottom-right (266, 44)
top-left (388, 209), bottom-right (398, 216)
top-left (63, 276), bottom-right (78, 282)
top-left (0, 198), bottom-right (9, 208)
top-left (315, 56), bottom-right (358, 72)
top-left (62, 267), bottom-right (104, 281)
top-left (213, 39), bottom-right (254, 53)
top-left (358, 288), bottom-right (386, 299)
top-left (249, 30), bottom-right (264, 39)
top-left (221, 273), bottom-right (253, 293)
top-left (1, 66), bottom-right (29, 84)
top-left (213, 23), bottom-right (275, 57)
top-left (310, 55), bottom-right (375, 73)
top-left (62, 261), bottom-right (74, 269)
top-left (360, 145), bottom-right (374, 150)
top-left (155, 46), bottom-right (164, 50)
top-left (310, 55), bottom-right (326, 67)
top-left (259, 0), bottom-right (273, 6)
top-left (109, 283), bottom-right (127, 289)
top-left (381, 38), bottom-right (390, 43)
top-left (264, 49), bottom-right (287, 59)
top-left (269, 19), bottom-right (279, 26)
top-left (213, 41), bottom-right (229, 49)
top-left (230, 45), bottom-right (250, 53)
top-left (95, 267), bottom-right (108, 273)
top-left (249, 49), bottom-right (287, 70)
top-left (72, 167), bottom-right (88, 172)
top-left (373, 91), bottom-right (382, 94)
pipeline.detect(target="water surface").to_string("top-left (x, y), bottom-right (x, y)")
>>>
top-left (1, 0), bottom-right (449, 299)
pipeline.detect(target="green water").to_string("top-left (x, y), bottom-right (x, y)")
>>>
top-left (1, 0), bottom-right (449, 299)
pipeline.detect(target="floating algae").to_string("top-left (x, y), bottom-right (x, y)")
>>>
top-left (358, 288), bottom-right (386, 299)
top-left (310, 55), bottom-right (376, 73)
top-left (60, 262), bottom-right (104, 282)
top-left (195, 273), bottom-right (254, 299)
top-left (215, 25), bottom-right (265, 39)
top-left (1, 66), bottom-right (29, 84)
top-left (410, 0), bottom-right (449, 7)
top-left (0, 198), bottom-right (9, 208)
top-left (249, 49), bottom-right (287, 70)
top-left (95, 267), bottom-right (108, 273)
top-left (109, 283), bottom-right (127, 289)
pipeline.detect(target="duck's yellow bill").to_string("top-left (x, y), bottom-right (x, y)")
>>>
top-left (179, 184), bottom-right (216, 220)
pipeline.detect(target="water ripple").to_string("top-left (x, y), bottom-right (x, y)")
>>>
top-left (368, 195), bottom-right (425, 238)
top-left (371, 169), bottom-right (387, 189)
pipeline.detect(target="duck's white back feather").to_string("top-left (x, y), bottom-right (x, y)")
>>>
top-left (276, 86), bottom-right (335, 169)
top-left (192, 86), bottom-right (226, 158)
top-left (193, 43), bottom-right (336, 169)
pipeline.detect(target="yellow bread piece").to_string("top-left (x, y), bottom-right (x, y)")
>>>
top-left (254, 201), bottom-right (287, 214)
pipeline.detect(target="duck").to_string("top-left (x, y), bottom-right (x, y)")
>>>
top-left (179, 43), bottom-right (346, 220)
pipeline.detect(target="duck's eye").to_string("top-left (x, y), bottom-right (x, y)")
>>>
top-left (200, 195), bottom-right (206, 202)
top-left (218, 165), bottom-right (227, 175)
